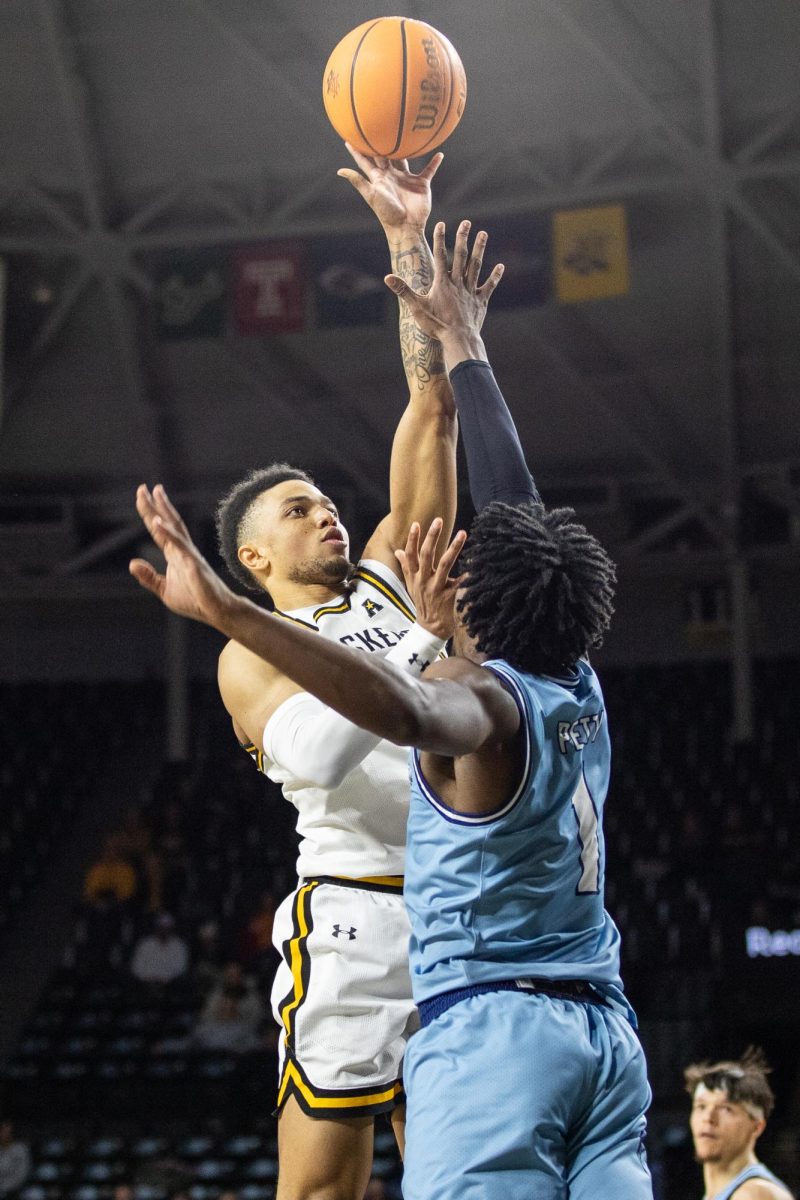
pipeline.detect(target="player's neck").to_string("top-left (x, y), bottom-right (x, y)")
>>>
top-left (703, 1149), bottom-right (759, 1198)
top-left (269, 577), bottom-right (347, 613)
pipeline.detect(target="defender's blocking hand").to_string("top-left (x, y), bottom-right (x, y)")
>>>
top-left (395, 518), bottom-right (467, 640)
top-left (383, 220), bottom-right (504, 341)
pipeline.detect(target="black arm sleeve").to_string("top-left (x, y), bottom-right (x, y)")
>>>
top-left (449, 359), bottom-right (541, 512)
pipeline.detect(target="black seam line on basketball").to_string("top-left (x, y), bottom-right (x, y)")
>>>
top-left (351, 19), bottom-right (383, 156)
top-left (388, 18), bottom-right (409, 157)
top-left (415, 34), bottom-right (456, 155)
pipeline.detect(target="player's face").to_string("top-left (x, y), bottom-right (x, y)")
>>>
top-left (690, 1085), bottom-right (764, 1166)
top-left (242, 479), bottom-right (352, 588)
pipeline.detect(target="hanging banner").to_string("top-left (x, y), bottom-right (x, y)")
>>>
top-left (154, 251), bottom-right (226, 339)
top-left (482, 213), bottom-right (551, 309)
top-left (553, 204), bottom-right (630, 303)
top-left (312, 234), bottom-right (388, 328)
top-left (232, 242), bottom-right (307, 336)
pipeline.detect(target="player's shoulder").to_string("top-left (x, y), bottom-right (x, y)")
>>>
top-left (217, 638), bottom-right (284, 702)
top-left (735, 1178), bottom-right (793, 1200)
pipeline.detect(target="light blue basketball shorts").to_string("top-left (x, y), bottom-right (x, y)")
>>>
top-left (402, 987), bottom-right (653, 1200)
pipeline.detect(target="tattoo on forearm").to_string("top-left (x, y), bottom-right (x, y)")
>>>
top-left (391, 239), bottom-right (446, 387)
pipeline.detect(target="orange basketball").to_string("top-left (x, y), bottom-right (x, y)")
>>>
top-left (322, 16), bottom-right (467, 159)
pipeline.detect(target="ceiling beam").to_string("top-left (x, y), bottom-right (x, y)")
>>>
top-left (539, 0), bottom-right (800, 288)
top-left (36, 0), bottom-right (165, 477)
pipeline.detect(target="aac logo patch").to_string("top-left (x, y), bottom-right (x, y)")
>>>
top-left (362, 598), bottom-right (383, 616)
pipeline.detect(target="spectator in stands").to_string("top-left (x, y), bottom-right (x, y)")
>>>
top-left (238, 890), bottom-right (277, 982)
top-left (190, 986), bottom-right (262, 1055)
top-left (115, 803), bottom-right (161, 911)
top-left (201, 962), bottom-right (262, 1030)
top-left (111, 1187), bottom-right (133, 1200)
top-left (192, 918), bottom-right (226, 994)
top-left (130, 912), bottom-right (189, 986)
top-left (153, 798), bottom-right (191, 914)
top-left (0, 1121), bottom-right (30, 1198)
top-left (83, 837), bottom-right (137, 906)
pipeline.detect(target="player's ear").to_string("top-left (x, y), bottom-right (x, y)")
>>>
top-left (238, 542), bottom-right (270, 577)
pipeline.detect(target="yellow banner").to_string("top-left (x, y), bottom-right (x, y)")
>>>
top-left (553, 204), bottom-right (630, 303)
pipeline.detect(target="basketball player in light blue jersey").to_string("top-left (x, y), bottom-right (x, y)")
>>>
top-left (131, 219), bottom-right (652, 1199)
top-left (686, 1049), bottom-right (794, 1200)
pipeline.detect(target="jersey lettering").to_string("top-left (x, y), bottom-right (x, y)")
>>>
top-left (339, 626), bottom-right (407, 653)
top-left (558, 710), bottom-right (604, 754)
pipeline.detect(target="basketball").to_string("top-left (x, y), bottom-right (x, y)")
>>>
top-left (322, 17), bottom-right (467, 159)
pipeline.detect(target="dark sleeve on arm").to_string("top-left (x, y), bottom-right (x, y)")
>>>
top-left (449, 360), bottom-right (541, 511)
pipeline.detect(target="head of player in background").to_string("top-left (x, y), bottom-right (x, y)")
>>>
top-left (452, 500), bottom-right (616, 673)
top-left (215, 464), bottom-right (352, 604)
top-left (685, 1047), bottom-right (775, 1168)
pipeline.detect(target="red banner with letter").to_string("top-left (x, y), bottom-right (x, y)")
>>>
top-left (232, 242), bottom-right (307, 336)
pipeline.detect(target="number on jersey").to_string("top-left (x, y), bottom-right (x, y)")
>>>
top-left (571, 772), bottom-right (600, 894)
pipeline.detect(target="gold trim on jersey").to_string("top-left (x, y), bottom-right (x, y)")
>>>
top-left (277, 881), bottom-right (318, 1046)
top-left (312, 595), bottom-right (352, 622)
top-left (240, 741), bottom-right (264, 773)
top-left (272, 609), bottom-right (318, 631)
top-left (277, 1055), bottom-right (404, 1115)
top-left (352, 567), bottom-right (415, 622)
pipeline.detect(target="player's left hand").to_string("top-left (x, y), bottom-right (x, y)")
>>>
top-left (130, 484), bottom-right (238, 632)
top-left (395, 518), bottom-right (466, 639)
top-left (337, 142), bottom-right (443, 231)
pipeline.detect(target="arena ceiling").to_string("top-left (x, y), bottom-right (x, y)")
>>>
top-left (1, 0), bottom-right (800, 592)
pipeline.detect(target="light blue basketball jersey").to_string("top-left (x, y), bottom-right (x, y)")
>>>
top-left (706, 1163), bottom-right (793, 1200)
top-left (405, 657), bottom-right (632, 1019)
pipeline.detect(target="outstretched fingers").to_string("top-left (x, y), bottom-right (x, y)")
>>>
top-left (477, 262), bottom-right (505, 302)
top-left (450, 220), bottom-right (471, 281)
top-left (395, 521), bottom-right (421, 577)
top-left (417, 151), bottom-right (444, 183)
top-left (436, 528), bottom-right (467, 582)
top-left (416, 517), bottom-right (443, 575)
top-left (465, 229), bottom-right (488, 292)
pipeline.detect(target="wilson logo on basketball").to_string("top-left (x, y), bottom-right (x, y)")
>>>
top-left (325, 69), bottom-right (340, 100)
top-left (412, 36), bottom-right (442, 132)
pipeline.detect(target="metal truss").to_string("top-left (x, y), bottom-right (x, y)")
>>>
top-left (1, 0), bottom-right (799, 611)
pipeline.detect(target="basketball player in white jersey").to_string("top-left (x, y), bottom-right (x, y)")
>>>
top-left (686, 1049), bottom-right (793, 1200)
top-left (210, 149), bottom-right (458, 1199)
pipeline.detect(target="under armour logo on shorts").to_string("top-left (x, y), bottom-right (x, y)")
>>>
top-left (332, 924), bottom-right (357, 940)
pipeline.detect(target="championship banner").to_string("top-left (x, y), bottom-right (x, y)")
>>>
top-left (232, 242), bottom-right (307, 336)
top-left (312, 234), bottom-right (388, 328)
top-left (154, 250), bottom-right (226, 340)
top-left (482, 213), bottom-right (551, 310)
top-left (552, 204), bottom-right (630, 303)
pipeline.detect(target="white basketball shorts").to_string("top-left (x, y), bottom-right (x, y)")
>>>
top-left (271, 875), bottom-right (418, 1118)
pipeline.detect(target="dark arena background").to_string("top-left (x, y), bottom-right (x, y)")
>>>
top-left (1, 2), bottom-right (800, 1198)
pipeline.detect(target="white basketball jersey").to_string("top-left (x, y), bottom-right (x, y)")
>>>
top-left (244, 559), bottom-right (419, 879)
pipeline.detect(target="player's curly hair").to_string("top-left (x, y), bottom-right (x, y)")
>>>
top-left (684, 1047), bottom-right (775, 1120)
top-left (215, 463), bottom-right (314, 593)
top-left (457, 501), bottom-right (616, 675)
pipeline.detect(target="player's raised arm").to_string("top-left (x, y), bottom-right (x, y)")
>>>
top-left (386, 219), bottom-right (541, 512)
top-left (338, 145), bottom-right (457, 570)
